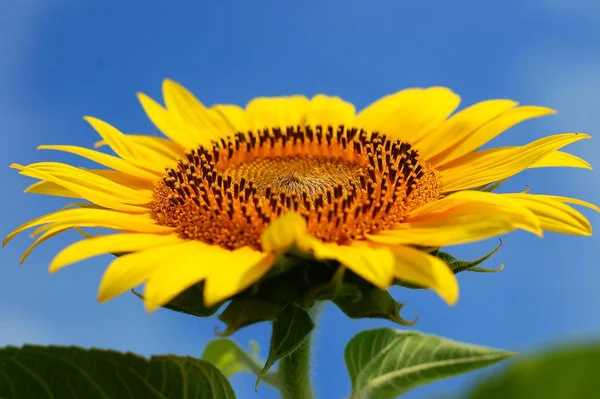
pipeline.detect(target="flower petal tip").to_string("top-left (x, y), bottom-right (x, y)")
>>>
top-left (162, 78), bottom-right (179, 89)
top-left (439, 282), bottom-right (459, 306)
top-left (97, 284), bottom-right (114, 304)
top-left (97, 292), bottom-right (109, 304)
top-left (48, 259), bottom-right (64, 274)
top-left (143, 300), bottom-right (160, 313)
top-left (446, 292), bottom-right (459, 307)
top-left (136, 92), bottom-right (151, 102)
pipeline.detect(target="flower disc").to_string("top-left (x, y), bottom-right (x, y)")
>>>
top-left (151, 126), bottom-right (441, 249)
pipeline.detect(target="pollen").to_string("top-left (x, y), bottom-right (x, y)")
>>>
top-left (150, 126), bottom-right (441, 250)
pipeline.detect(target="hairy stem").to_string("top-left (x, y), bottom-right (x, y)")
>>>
top-left (277, 303), bottom-right (324, 399)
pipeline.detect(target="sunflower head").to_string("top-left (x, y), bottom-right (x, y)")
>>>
top-left (4, 79), bottom-right (597, 332)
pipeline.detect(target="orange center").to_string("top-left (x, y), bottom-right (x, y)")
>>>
top-left (151, 125), bottom-right (441, 250)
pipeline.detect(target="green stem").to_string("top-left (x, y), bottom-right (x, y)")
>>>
top-left (277, 303), bottom-right (324, 399)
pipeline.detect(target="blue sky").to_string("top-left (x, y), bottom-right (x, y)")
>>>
top-left (1, 1), bottom-right (599, 398)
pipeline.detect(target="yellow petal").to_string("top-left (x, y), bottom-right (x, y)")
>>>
top-left (389, 245), bottom-right (458, 305)
top-left (16, 162), bottom-right (154, 203)
top-left (13, 164), bottom-right (150, 212)
top-left (543, 195), bottom-right (600, 213)
top-left (37, 145), bottom-right (158, 182)
top-left (367, 191), bottom-right (542, 247)
top-left (440, 148), bottom-right (591, 171)
top-left (431, 105), bottom-right (556, 166)
top-left (88, 170), bottom-right (155, 190)
top-left (20, 225), bottom-right (72, 264)
top-left (98, 241), bottom-right (200, 303)
top-left (144, 244), bottom-right (274, 311)
top-left (356, 88), bottom-right (423, 131)
top-left (50, 233), bottom-right (185, 272)
top-left (299, 238), bottom-right (395, 289)
top-left (304, 95), bottom-right (355, 127)
top-left (202, 248), bottom-right (275, 307)
top-left (84, 116), bottom-right (173, 172)
top-left (4, 208), bottom-right (173, 247)
top-left (414, 99), bottom-right (517, 159)
top-left (531, 151), bottom-right (591, 169)
top-left (246, 96), bottom-right (310, 130)
top-left (212, 104), bottom-right (250, 133)
top-left (440, 133), bottom-right (590, 192)
top-left (367, 214), bottom-right (517, 247)
top-left (357, 87), bottom-right (461, 143)
top-left (162, 79), bottom-right (232, 141)
top-left (25, 181), bottom-right (79, 198)
top-left (95, 134), bottom-right (184, 160)
top-left (144, 257), bottom-right (211, 312)
top-left (130, 134), bottom-right (185, 158)
top-left (502, 193), bottom-right (594, 236)
top-left (261, 212), bottom-right (308, 252)
top-left (409, 190), bottom-right (540, 224)
top-left (84, 117), bottom-right (142, 162)
top-left (137, 92), bottom-right (206, 148)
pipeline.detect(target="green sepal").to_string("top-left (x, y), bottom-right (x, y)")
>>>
top-left (437, 239), bottom-right (503, 274)
top-left (334, 285), bottom-right (416, 326)
top-left (217, 298), bottom-right (284, 337)
top-left (257, 303), bottom-right (315, 390)
top-left (395, 241), bottom-right (503, 290)
top-left (301, 266), bottom-right (362, 305)
top-left (250, 253), bottom-right (336, 306)
top-left (477, 179), bottom-right (508, 193)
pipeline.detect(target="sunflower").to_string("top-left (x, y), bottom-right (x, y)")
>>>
top-left (5, 80), bottom-right (597, 312)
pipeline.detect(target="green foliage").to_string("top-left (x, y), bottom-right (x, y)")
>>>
top-left (396, 242), bottom-right (504, 290)
top-left (435, 240), bottom-right (504, 274)
top-left (345, 328), bottom-right (514, 399)
top-left (258, 303), bottom-right (315, 389)
top-left (477, 179), bottom-right (508, 193)
top-left (162, 283), bottom-right (224, 317)
top-left (465, 343), bottom-right (600, 399)
top-left (217, 298), bottom-right (284, 336)
top-left (0, 345), bottom-right (235, 399)
top-left (201, 338), bottom-right (280, 388)
top-left (334, 286), bottom-right (416, 326)
top-left (202, 338), bottom-right (261, 378)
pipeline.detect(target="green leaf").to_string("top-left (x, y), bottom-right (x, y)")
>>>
top-left (345, 328), bottom-right (515, 399)
top-left (257, 303), bottom-right (315, 389)
top-left (201, 339), bottom-right (280, 388)
top-left (334, 286), bottom-right (416, 326)
top-left (217, 298), bottom-right (284, 336)
top-left (202, 338), bottom-right (260, 377)
top-left (0, 345), bottom-right (236, 399)
top-left (465, 342), bottom-right (600, 399)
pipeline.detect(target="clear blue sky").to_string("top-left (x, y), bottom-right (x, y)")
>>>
top-left (1, 1), bottom-right (599, 398)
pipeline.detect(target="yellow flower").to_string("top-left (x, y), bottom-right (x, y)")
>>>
top-left (4, 80), bottom-right (597, 311)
